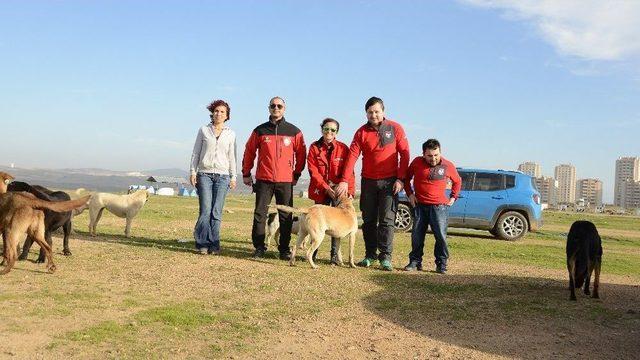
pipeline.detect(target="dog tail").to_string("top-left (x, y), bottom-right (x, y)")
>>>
top-left (269, 204), bottom-right (309, 214)
top-left (30, 195), bottom-right (92, 213)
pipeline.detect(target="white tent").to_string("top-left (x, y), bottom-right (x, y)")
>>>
top-left (156, 187), bottom-right (175, 196)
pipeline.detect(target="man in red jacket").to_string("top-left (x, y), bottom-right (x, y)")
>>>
top-left (335, 97), bottom-right (410, 271)
top-left (242, 97), bottom-right (306, 259)
top-left (403, 139), bottom-right (461, 274)
top-left (307, 118), bottom-right (355, 265)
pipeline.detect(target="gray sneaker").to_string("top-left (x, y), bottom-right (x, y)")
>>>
top-left (403, 261), bottom-right (423, 271)
top-left (198, 248), bottom-right (208, 255)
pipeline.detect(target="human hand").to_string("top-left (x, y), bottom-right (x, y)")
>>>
top-left (230, 180), bottom-right (237, 190)
top-left (393, 179), bottom-right (404, 195)
top-left (243, 175), bottom-right (253, 186)
top-left (326, 188), bottom-right (337, 200)
top-left (448, 197), bottom-right (455, 206)
top-left (409, 194), bottom-right (417, 207)
top-left (335, 182), bottom-right (348, 198)
top-left (190, 174), bottom-right (197, 187)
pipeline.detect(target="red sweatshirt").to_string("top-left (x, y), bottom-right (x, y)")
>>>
top-left (404, 156), bottom-right (461, 205)
top-left (341, 119), bottom-right (410, 181)
top-left (307, 138), bottom-right (355, 204)
top-left (242, 117), bottom-right (306, 183)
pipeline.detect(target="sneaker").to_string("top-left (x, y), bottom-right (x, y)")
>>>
top-left (403, 261), bottom-right (423, 271)
top-left (210, 249), bottom-right (221, 255)
top-left (279, 252), bottom-right (292, 261)
top-left (198, 248), bottom-right (208, 255)
top-left (380, 259), bottom-right (393, 271)
top-left (357, 258), bottom-right (377, 268)
top-left (252, 248), bottom-right (265, 259)
top-left (435, 265), bottom-right (447, 274)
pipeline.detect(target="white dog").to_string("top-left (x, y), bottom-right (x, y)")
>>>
top-left (88, 190), bottom-right (150, 237)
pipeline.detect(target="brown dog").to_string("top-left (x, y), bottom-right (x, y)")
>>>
top-left (272, 196), bottom-right (358, 269)
top-left (0, 172), bottom-right (91, 274)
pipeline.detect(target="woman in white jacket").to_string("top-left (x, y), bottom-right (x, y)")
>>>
top-left (190, 99), bottom-right (237, 255)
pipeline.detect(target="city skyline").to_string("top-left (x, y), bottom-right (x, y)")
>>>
top-left (1, 1), bottom-right (639, 204)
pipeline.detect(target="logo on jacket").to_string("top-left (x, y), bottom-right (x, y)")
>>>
top-left (314, 189), bottom-right (320, 194)
top-left (438, 168), bottom-right (445, 176)
top-left (384, 131), bottom-right (392, 139)
top-left (283, 137), bottom-right (292, 146)
top-left (264, 136), bottom-right (271, 143)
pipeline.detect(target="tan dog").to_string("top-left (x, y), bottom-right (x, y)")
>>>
top-left (0, 172), bottom-right (91, 274)
top-left (68, 188), bottom-right (91, 216)
top-left (272, 196), bottom-right (358, 269)
top-left (88, 190), bottom-right (150, 237)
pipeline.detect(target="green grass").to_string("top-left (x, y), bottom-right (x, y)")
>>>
top-left (2, 194), bottom-right (639, 358)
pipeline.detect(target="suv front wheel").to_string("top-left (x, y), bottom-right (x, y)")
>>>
top-left (395, 203), bottom-right (413, 232)
top-left (494, 211), bottom-right (528, 241)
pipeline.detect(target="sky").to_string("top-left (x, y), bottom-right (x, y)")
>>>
top-left (1, 0), bottom-right (639, 202)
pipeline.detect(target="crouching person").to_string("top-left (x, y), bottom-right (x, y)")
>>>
top-left (307, 118), bottom-right (355, 265)
top-left (404, 139), bottom-right (461, 274)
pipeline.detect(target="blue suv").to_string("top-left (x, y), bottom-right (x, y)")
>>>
top-left (395, 168), bottom-right (542, 241)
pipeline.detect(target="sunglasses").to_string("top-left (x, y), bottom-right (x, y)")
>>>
top-left (322, 127), bottom-right (338, 133)
top-left (269, 104), bottom-right (284, 110)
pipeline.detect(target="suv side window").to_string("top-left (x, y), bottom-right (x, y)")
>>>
top-left (505, 175), bottom-right (516, 189)
top-left (473, 173), bottom-right (504, 191)
top-left (460, 172), bottom-right (474, 191)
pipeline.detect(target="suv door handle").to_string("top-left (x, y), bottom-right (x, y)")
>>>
top-left (491, 196), bottom-right (504, 200)
top-left (458, 195), bottom-right (465, 199)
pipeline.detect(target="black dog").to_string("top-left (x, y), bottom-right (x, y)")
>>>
top-left (7, 182), bottom-right (74, 263)
top-left (566, 220), bottom-right (603, 301)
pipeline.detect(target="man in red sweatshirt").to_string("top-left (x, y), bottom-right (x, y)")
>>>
top-left (403, 139), bottom-right (461, 274)
top-left (242, 97), bottom-right (306, 260)
top-left (335, 97), bottom-right (410, 271)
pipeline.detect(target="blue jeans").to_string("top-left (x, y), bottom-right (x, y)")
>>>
top-left (409, 203), bottom-right (449, 268)
top-left (194, 173), bottom-right (230, 252)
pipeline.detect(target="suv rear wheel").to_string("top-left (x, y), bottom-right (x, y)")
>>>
top-left (494, 211), bottom-right (528, 241)
top-left (395, 203), bottom-right (413, 232)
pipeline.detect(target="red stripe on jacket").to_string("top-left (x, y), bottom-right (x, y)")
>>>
top-left (404, 156), bottom-right (461, 205)
top-left (307, 139), bottom-right (355, 204)
top-left (341, 119), bottom-right (410, 181)
top-left (242, 118), bottom-right (307, 183)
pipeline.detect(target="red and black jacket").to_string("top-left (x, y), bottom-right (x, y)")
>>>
top-left (307, 138), bottom-right (355, 204)
top-left (341, 119), bottom-right (410, 181)
top-left (404, 156), bottom-right (462, 205)
top-left (242, 117), bottom-right (306, 183)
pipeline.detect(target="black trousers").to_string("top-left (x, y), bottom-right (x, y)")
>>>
top-left (252, 180), bottom-right (293, 254)
top-left (360, 177), bottom-right (398, 261)
top-left (312, 197), bottom-right (340, 260)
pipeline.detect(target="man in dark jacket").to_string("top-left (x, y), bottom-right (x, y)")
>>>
top-left (242, 97), bottom-right (307, 259)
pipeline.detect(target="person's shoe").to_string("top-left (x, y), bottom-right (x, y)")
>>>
top-left (279, 252), bottom-right (292, 261)
top-left (435, 265), bottom-right (447, 274)
top-left (380, 259), bottom-right (393, 271)
top-left (210, 249), bottom-right (221, 255)
top-left (403, 261), bottom-right (423, 271)
top-left (198, 248), bottom-right (208, 255)
top-left (252, 248), bottom-right (265, 259)
top-left (357, 258), bottom-right (377, 268)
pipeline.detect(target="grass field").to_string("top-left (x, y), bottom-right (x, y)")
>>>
top-left (1, 194), bottom-right (639, 359)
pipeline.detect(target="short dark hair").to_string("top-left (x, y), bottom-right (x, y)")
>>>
top-left (320, 118), bottom-right (340, 132)
top-left (206, 99), bottom-right (230, 121)
top-left (422, 139), bottom-right (441, 153)
top-left (365, 96), bottom-right (384, 111)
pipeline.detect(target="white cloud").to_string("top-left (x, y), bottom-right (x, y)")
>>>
top-left (462, 0), bottom-right (640, 61)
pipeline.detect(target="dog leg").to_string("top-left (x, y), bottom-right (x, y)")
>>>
top-left (584, 258), bottom-right (593, 296)
top-left (62, 219), bottom-right (72, 256)
top-left (36, 230), bottom-right (53, 263)
top-left (290, 227), bottom-right (308, 266)
top-left (30, 229), bottom-right (55, 273)
top-left (348, 231), bottom-right (357, 268)
top-left (125, 216), bottom-right (132, 238)
top-left (90, 207), bottom-right (105, 236)
top-left (306, 233), bottom-right (323, 269)
top-left (567, 254), bottom-right (577, 301)
top-left (0, 231), bottom-right (19, 275)
top-left (335, 238), bottom-right (344, 266)
top-left (18, 235), bottom-right (34, 261)
top-left (592, 257), bottom-right (601, 299)
top-left (274, 228), bottom-right (280, 247)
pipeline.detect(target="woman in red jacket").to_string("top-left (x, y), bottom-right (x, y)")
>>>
top-left (307, 118), bottom-right (355, 265)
